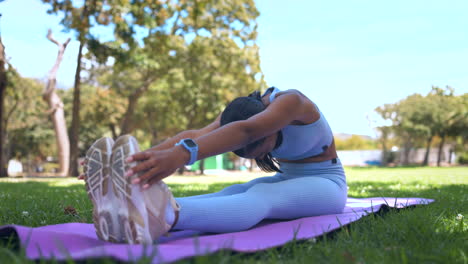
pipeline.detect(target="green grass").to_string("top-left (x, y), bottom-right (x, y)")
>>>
top-left (0, 167), bottom-right (467, 263)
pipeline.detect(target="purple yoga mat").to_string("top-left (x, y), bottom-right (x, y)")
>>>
top-left (0, 197), bottom-right (433, 263)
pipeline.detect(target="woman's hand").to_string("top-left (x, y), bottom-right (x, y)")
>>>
top-left (125, 146), bottom-right (190, 189)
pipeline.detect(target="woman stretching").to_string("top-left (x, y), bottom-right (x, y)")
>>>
top-left (80, 87), bottom-right (347, 244)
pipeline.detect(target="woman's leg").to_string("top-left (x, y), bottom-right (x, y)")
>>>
top-left (176, 173), bottom-right (283, 201)
top-left (173, 175), bottom-right (347, 233)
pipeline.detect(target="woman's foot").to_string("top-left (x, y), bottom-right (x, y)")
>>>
top-left (110, 135), bottom-right (180, 244)
top-left (83, 137), bottom-right (122, 242)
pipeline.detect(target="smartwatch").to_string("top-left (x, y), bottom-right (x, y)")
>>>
top-left (175, 139), bottom-right (198, 165)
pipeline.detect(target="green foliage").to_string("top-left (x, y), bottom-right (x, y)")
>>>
top-left (61, 84), bottom-right (126, 156)
top-left (457, 152), bottom-right (468, 165)
top-left (375, 94), bottom-right (431, 148)
top-left (84, 0), bottom-right (264, 143)
top-left (426, 87), bottom-right (466, 140)
top-left (375, 86), bottom-right (468, 163)
top-left (335, 135), bottom-right (378, 150)
top-left (35, 0), bottom-right (264, 165)
top-left (159, 34), bottom-right (264, 130)
top-left (42, 0), bottom-right (126, 42)
top-left (3, 67), bottom-right (54, 159)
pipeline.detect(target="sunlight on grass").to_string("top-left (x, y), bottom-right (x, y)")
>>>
top-left (0, 177), bottom-right (83, 186)
top-left (345, 167), bottom-right (467, 184)
top-left (0, 173), bottom-right (264, 186)
top-left (0, 167), bottom-right (466, 263)
top-left (165, 174), bottom-right (260, 184)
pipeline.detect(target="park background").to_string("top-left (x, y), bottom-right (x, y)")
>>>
top-left (0, 1), bottom-right (466, 263)
top-left (1, 0), bottom-right (467, 177)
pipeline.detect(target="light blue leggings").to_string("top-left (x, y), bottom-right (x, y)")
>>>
top-left (173, 159), bottom-right (347, 233)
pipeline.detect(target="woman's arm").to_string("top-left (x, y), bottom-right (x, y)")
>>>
top-left (127, 93), bottom-right (307, 187)
top-left (148, 114), bottom-right (222, 152)
top-left (191, 92), bottom-right (308, 160)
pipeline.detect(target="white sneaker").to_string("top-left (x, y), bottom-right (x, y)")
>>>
top-left (83, 137), bottom-right (122, 242)
top-left (110, 135), bottom-right (180, 244)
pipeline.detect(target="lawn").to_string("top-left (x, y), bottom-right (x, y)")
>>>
top-left (0, 167), bottom-right (467, 263)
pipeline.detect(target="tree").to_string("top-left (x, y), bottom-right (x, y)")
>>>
top-left (90, 0), bottom-right (261, 138)
top-left (162, 35), bottom-right (263, 174)
top-left (122, 0), bottom-right (260, 138)
top-left (374, 104), bottom-right (397, 165)
top-left (43, 30), bottom-right (71, 176)
top-left (3, 69), bottom-right (54, 172)
top-left (377, 93), bottom-right (438, 165)
top-left (450, 93), bottom-right (468, 164)
top-left (42, 0), bottom-right (139, 175)
top-left (375, 86), bottom-right (467, 166)
top-left (420, 86), bottom-right (450, 166)
top-left (44, 0), bottom-right (262, 176)
top-left (42, 0), bottom-right (92, 176)
top-left (0, 36), bottom-right (7, 176)
top-left (59, 83), bottom-right (126, 158)
top-left (427, 86), bottom-right (467, 166)
top-left (398, 94), bottom-right (433, 165)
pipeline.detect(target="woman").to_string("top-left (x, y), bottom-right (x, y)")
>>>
top-left (81, 87), bottom-right (347, 244)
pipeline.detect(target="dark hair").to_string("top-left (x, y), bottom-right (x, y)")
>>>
top-left (220, 90), bottom-right (283, 173)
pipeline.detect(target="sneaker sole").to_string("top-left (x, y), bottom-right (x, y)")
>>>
top-left (84, 137), bottom-right (121, 242)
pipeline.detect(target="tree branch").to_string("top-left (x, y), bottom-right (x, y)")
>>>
top-left (4, 100), bottom-right (18, 127)
top-left (45, 101), bottom-right (64, 115)
top-left (131, 74), bottom-right (156, 99)
top-left (170, 11), bottom-right (182, 35)
top-left (43, 29), bottom-right (71, 98)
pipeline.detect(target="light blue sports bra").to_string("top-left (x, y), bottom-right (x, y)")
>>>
top-left (267, 87), bottom-right (334, 160)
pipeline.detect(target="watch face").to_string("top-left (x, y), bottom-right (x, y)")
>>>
top-left (184, 139), bottom-right (197, 148)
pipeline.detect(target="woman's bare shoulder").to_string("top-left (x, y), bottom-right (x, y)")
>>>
top-left (275, 89), bottom-right (316, 106)
top-left (278, 89), bottom-right (309, 99)
top-left (274, 89), bottom-right (319, 124)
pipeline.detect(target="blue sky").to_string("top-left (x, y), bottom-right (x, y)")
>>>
top-left (1, 0), bottom-right (467, 137)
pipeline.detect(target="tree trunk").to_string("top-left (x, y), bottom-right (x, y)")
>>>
top-left (402, 139), bottom-right (412, 166)
top-left (437, 134), bottom-right (446, 167)
top-left (0, 37), bottom-right (8, 177)
top-left (148, 110), bottom-right (159, 147)
top-left (199, 159), bottom-right (205, 175)
top-left (120, 94), bottom-right (139, 136)
top-left (422, 136), bottom-right (433, 166)
top-left (69, 41), bottom-right (84, 177)
top-left (119, 77), bottom-right (154, 136)
top-left (379, 127), bottom-right (389, 166)
top-left (109, 124), bottom-right (118, 140)
top-left (448, 148), bottom-right (453, 164)
top-left (150, 129), bottom-right (158, 147)
top-left (4, 131), bottom-right (11, 172)
top-left (44, 30), bottom-right (71, 176)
